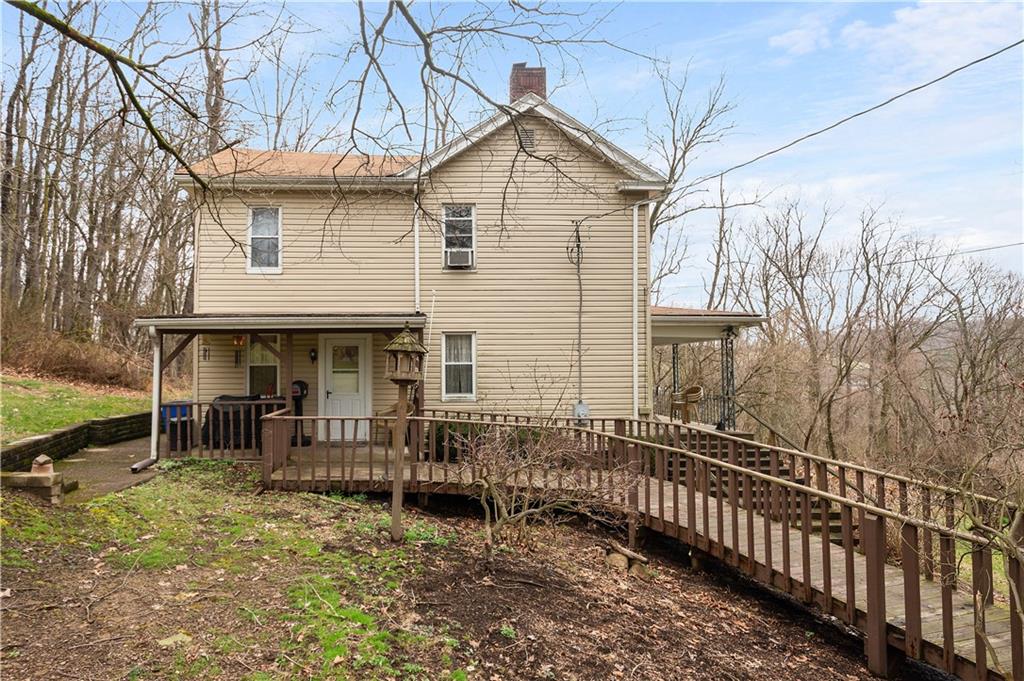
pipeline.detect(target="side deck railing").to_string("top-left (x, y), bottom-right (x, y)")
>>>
top-left (258, 409), bottom-right (1023, 681)
top-left (599, 422), bottom-right (1023, 681)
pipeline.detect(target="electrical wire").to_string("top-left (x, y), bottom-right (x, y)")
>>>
top-left (703, 39), bottom-right (1024, 181)
top-left (665, 241), bottom-right (1024, 295)
top-left (573, 39), bottom-right (1024, 230)
top-left (837, 240), bottom-right (1024, 272)
top-left (567, 221), bottom-right (585, 411)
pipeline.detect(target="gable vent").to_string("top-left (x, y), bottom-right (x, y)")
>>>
top-left (518, 128), bottom-right (536, 152)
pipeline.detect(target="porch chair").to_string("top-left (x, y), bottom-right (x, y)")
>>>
top-left (670, 385), bottom-right (703, 423)
top-left (373, 400), bottom-right (415, 444)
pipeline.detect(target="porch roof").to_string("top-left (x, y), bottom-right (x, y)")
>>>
top-left (651, 305), bottom-right (766, 345)
top-left (134, 312), bottom-right (425, 334)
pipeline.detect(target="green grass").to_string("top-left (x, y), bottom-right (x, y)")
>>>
top-left (0, 374), bottom-right (150, 443)
top-left (1, 459), bottom-right (471, 679)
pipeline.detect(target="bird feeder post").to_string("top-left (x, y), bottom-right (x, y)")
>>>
top-left (383, 324), bottom-right (427, 542)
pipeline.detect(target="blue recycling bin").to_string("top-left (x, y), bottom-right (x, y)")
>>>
top-left (161, 400), bottom-right (194, 451)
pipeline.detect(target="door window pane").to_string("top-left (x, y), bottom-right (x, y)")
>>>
top-left (331, 344), bottom-right (359, 394)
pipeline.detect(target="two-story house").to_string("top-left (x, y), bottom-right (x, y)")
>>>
top-left (134, 64), bottom-right (762, 463)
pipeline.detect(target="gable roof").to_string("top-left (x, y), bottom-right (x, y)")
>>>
top-left (175, 93), bottom-right (666, 191)
top-left (396, 93), bottom-right (667, 187)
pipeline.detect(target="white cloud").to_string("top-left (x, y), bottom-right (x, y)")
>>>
top-left (840, 2), bottom-right (1023, 77)
top-left (769, 15), bottom-right (832, 56)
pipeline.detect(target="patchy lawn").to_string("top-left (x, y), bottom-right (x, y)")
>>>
top-left (0, 374), bottom-right (151, 443)
top-left (1, 460), bottom-right (921, 680)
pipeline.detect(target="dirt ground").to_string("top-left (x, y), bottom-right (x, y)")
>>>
top-left (1, 460), bottom-right (943, 680)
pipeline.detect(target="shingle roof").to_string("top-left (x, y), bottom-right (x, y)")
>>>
top-left (650, 305), bottom-right (762, 318)
top-left (177, 148), bottom-right (418, 179)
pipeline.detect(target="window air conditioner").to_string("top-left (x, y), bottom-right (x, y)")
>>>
top-left (446, 249), bottom-right (473, 269)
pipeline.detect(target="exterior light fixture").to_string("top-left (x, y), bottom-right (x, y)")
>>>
top-left (309, 348), bottom-right (318, 364)
top-left (233, 335), bottom-right (246, 368)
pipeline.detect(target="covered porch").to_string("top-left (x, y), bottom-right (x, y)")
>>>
top-left (650, 306), bottom-right (766, 432)
top-left (131, 313), bottom-right (426, 470)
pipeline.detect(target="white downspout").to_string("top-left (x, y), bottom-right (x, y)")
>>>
top-left (630, 197), bottom-right (659, 421)
top-left (631, 204), bottom-right (638, 420)
top-left (413, 196), bottom-right (421, 313)
top-left (149, 326), bottom-right (162, 460)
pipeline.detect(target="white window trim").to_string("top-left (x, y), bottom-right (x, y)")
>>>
top-left (441, 332), bottom-right (476, 401)
top-left (245, 334), bottom-right (280, 395)
top-left (246, 205), bottom-right (283, 275)
top-left (441, 204), bottom-right (476, 271)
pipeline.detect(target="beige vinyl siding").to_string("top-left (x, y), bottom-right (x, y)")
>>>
top-left (419, 117), bottom-right (649, 417)
top-left (194, 333), bottom-right (320, 408)
top-left (195, 334), bottom-right (244, 402)
top-left (194, 192), bottom-right (415, 313)
top-left (193, 115), bottom-right (650, 418)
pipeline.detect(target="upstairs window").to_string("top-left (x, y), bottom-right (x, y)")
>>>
top-left (248, 207), bottom-right (281, 273)
top-left (442, 333), bottom-right (475, 400)
top-left (443, 204), bottom-right (475, 270)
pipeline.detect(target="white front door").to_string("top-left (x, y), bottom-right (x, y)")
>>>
top-left (320, 335), bottom-right (371, 440)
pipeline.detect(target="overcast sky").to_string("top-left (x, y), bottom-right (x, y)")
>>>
top-left (4, 1), bottom-right (1021, 307)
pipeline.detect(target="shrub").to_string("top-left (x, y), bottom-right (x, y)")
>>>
top-left (2, 320), bottom-right (150, 389)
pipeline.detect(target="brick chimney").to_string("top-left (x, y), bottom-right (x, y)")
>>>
top-left (509, 63), bottom-right (546, 102)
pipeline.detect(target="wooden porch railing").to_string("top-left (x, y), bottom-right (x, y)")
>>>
top-left (158, 399), bottom-right (286, 460)
top-left (255, 410), bottom-right (1022, 680)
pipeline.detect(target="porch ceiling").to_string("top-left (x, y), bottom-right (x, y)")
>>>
top-left (134, 312), bottom-right (425, 334)
top-left (651, 306), bottom-right (765, 345)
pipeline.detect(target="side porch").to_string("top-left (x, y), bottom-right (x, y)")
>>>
top-left (131, 313), bottom-right (426, 470)
top-left (650, 305), bottom-right (765, 433)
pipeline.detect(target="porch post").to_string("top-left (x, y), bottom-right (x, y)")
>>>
top-left (671, 343), bottom-right (680, 394)
top-left (149, 328), bottom-right (163, 460)
top-left (719, 328), bottom-right (736, 431)
top-left (391, 384), bottom-right (408, 541)
top-left (282, 333), bottom-right (294, 410)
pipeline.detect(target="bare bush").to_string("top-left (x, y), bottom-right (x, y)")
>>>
top-left (453, 424), bottom-right (637, 564)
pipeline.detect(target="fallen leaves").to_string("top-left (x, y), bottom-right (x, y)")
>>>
top-left (156, 632), bottom-right (192, 648)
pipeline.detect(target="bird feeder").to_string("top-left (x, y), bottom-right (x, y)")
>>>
top-left (382, 323), bottom-right (427, 542)
top-left (383, 324), bottom-right (427, 385)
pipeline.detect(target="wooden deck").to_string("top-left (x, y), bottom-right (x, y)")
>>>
top-left (262, 440), bottom-right (1015, 679)
top-left (638, 478), bottom-right (1016, 680)
top-left (266, 444), bottom-right (1016, 680)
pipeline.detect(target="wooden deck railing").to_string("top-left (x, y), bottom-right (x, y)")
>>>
top-left (626, 418), bottom-right (1018, 536)
top-left (255, 410), bottom-right (1022, 681)
top-left (158, 399), bottom-right (286, 460)
top-left (598, 423), bottom-right (1022, 680)
top-left (428, 409), bottom-right (1018, 525)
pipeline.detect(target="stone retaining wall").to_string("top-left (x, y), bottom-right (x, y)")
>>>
top-left (1, 412), bottom-right (150, 472)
